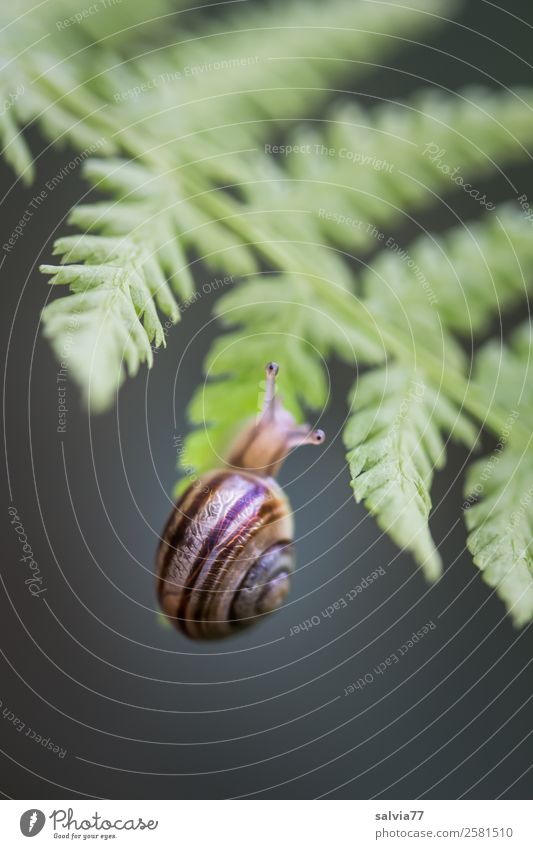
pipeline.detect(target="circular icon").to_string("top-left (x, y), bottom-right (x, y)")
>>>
top-left (20, 810), bottom-right (46, 837)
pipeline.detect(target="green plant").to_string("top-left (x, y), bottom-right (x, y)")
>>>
top-left (2, 0), bottom-right (532, 624)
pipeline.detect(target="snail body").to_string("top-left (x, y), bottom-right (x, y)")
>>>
top-left (156, 363), bottom-right (324, 639)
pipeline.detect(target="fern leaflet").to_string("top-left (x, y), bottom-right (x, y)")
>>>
top-left (464, 322), bottom-right (533, 625)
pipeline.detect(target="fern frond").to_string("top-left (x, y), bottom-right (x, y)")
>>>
top-left (70, 157), bottom-right (206, 296)
top-left (344, 363), bottom-right (477, 580)
top-left (38, 153), bottom-right (217, 408)
top-left (11, 0), bottom-right (459, 406)
top-left (40, 234), bottom-right (180, 411)
top-left (108, 123), bottom-right (533, 416)
top-left (37, 142), bottom-right (347, 410)
top-left (362, 204), bottom-right (533, 337)
top-left (465, 446), bottom-right (533, 627)
top-left (193, 87), bottom-right (533, 324)
top-left (178, 200), bottom-right (533, 490)
top-left (464, 322), bottom-right (533, 625)
top-left (1, 0), bottom-right (457, 182)
top-left (470, 321), bottom-right (533, 417)
top-left (130, 0), bottom-right (459, 151)
top-left (0, 84), bottom-right (34, 185)
top-left (276, 87), bottom-right (533, 252)
top-left (0, 0), bottom-right (204, 45)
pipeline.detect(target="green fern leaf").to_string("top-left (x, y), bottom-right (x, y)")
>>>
top-left (40, 235), bottom-right (180, 411)
top-left (469, 321), bottom-right (533, 417)
top-left (362, 204), bottom-right (533, 338)
top-left (465, 446), bottom-right (533, 627)
top-left (0, 86), bottom-right (34, 184)
top-left (0, 0), bottom-right (458, 181)
top-left (344, 363), bottom-right (477, 580)
top-left (71, 158), bottom-right (198, 299)
top-left (464, 321), bottom-right (533, 625)
top-left (178, 200), bottom-right (533, 497)
top-left (283, 87), bottom-right (533, 253)
top-left (151, 0), bottom-right (460, 149)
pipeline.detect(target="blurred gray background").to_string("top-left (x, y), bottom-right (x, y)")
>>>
top-left (1, 0), bottom-right (532, 799)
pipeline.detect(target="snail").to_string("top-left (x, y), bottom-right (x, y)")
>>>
top-left (156, 362), bottom-right (325, 639)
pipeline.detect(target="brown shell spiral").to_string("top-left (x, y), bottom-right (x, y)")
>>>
top-left (156, 470), bottom-right (294, 639)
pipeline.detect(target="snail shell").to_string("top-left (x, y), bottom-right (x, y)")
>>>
top-left (156, 363), bottom-right (324, 639)
top-left (156, 471), bottom-right (293, 639)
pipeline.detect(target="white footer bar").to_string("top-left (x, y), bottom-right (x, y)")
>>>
top-left (2, 799), bottom-right (531, 848)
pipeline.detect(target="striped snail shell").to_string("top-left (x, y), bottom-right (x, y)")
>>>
top-left (156, 362), bottom-right (325, 640)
